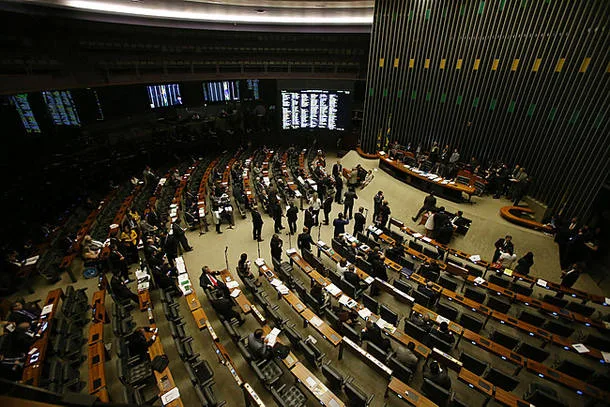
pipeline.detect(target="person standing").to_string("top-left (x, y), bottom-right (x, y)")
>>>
top-left (271, 200), bottom-right (284, 233)
top-left (332, 160), bottom-right (342, 179)
top-left (286, 201), bottom-right (299, 235)
top-left (309, 192), bottom-right (321, 226)
top-left (514, 252), bottom-right (534, 275)
top-left (171, 219), bottom-right (192, 252)
top-left (334, 174), bottom-right (344, 204)
top-left (342, 187), bottom-right (358, 219)
top-left (373, 191), bottom-right (384, 220)
top-left (413, 193), bottom-right (436, 222)
top-left (304, 206), bottom-right (316, 230)
top-left (492, 235), bottom-right (514, 263)
top-left (323, 195), bottom-right (333, 225)
top-left (353, 207), bottom-right (366, 236)
top-left (251, 207), bottom-right (264, 242)
top-left (109, 242), bottom-right (130, 282)
top-left (297, 227), bottom-right (315, 254)
top-left (378, 200), bottom-right (391, 228)
top-left (270, 234), bottom-right (283, 262)
top-left (556, 263), bottom-right (581, 297)
top-left (333, 213), bottom-right (350, 238)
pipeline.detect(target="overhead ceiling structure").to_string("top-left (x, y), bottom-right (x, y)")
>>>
top-left (0, 0), bottom-right (374, 31)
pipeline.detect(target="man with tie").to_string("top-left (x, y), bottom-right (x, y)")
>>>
top-left (492, 235), bottom-right (514, 263)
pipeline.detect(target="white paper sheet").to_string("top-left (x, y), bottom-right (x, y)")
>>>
top-left (41, 304), bottom-right (53, 316)
top-left (572, 343), bottom-right (590, 353)
top-left (161, 387), bottom-right (180, 405)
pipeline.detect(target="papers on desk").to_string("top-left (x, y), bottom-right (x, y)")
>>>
top-left (413, 233), bottom-right (423, 238)
top-left (422, 237), bottom-right (432, 242)
top-left (601, 351), bottom-right (610, 363)
top-left (605, 297), bottom-right (610, 306)
top-left (266, 327), bottom-right (281, 347)
top-left (294, 190), bottom-right (302, 198)
top-left (226, 281), bottom-right (239, 289)
top-left (325, 284), bottom-right (342, 296)
top-left (41, 304), bottom-right (53, 316)
top-left (433, 177), bottom-right (443, 182)
top-left (328, 400), bottom-right (342, 407)
top-left (364, 276), bottom-right (375, 284)
top-left (359, 244), bottom-right (370, 252)
top-left (503, 268), bottom-right (513, 277)
top-left (317, 240), bottom-right (327, 249)
top-left (175, 257), bottom-right (187, 275)
top-left (136, 269), bottom-right (150, 280)
top-left (161, 387), bottom-right (180, 405)
top-left (358, 308), bottom-right (372, 320)
top-left (310, 316), bottom-right (324, 327)
top-left (338, 295), bottom-right (350, 306)
top-left (230, 289), bottom-right (241, 298)
top-left (536, 279), bottom-right (548, 288)
top-left (469, 254), bottom-right (481, 263)
top-left (276, 285), bottom-right (289, 295)
top-left (572, 343), bottom-right (590, 354)
top-left (441, 180), bottom-right (450, 185)
top-left (474, 277), bottom-right (486, 285)
top-left (255, 258), bottom-right (265, 267)
top-left (270, 278), bottom-right (282, 287)
top-left (138, 282), bottom-right (150, 292)
top-left (25, 255), bottom-right (39, 266)
top-left (305, 376), bottom-right (317, 388)
top-left (286, 248), bottom-right (297, 255)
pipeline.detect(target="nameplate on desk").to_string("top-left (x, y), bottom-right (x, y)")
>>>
top-left (161, 387), bottom-right (180, 405)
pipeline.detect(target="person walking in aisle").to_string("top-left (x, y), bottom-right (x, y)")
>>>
top-left (343, 187), bottom-right (358, 219)
top-left (286, 201), bottom-right (298, 235)
top-left (270, 234), bottom-right (283, 262)
top-left (323, 195), bottom-right (333, 225)
top-left (413, 193), bottom-right (436, 222)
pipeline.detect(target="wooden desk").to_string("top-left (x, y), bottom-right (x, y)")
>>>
top-left (300, 309), bottom-right (342, 346)
top-left (88, 341), bottom-right (106, 395)
top-left (185, 292), bottom-right (202, 312)
top-left (21, 288), bottom-right (63, 386)
top-left (458, 369), bottom-right (493, 396)
top-left (219, 269), bottom-right (252, 314)
top-left (386, 377), bottom-right (437, 407)
top-left (342, 337), bottom-right (393, 379)
top-left (146, 331), bottom-right (184, 407)
top-left (88, 322), bottom-right (104, 344)
top-left (493, 387), bottom-right (530, 407)
top-left (500, 206), bottom-right (553, 233)
top-left (291, 362), bottom-right (345, 406)
top-left (192, 307), bottom-right (208, 331)
top-left (284, 291), bottom-right (306, 313)
top-left (379, 154), bottom-right (475, 201)
top-left (138, 290), bottom-right (151, 311)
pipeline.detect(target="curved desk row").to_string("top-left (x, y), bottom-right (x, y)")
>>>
top-left (499, 206), bottom-right (553, 233)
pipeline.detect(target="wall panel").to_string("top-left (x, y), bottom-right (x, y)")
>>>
top-left (362, 0), bottom-right (609, 218)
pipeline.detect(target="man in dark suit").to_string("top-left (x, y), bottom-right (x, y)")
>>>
top-left (343, 188), bottom-right (358, 219)
top-left (332, 160), bottom-right (342, 179)
top-left (343, 264), bottom-right (367, 289)
top-left (171, 219), bottom-right (192, 252)
top-left (333, 213), bottom-right (349, 238)
top-left (373, 191), bottom-right (384, 220)
top-left (304, 206), bottom-right (316, 230)
top-left (413, 193), bottom-right (436, 222)
top-left (110, 274), bottom-right (139, 304)
top-left (127, 327), bottom-right (156, 359)
top-left (424, 360), bottom-right (451, 390)
top-left (251, 207), bottom-right (264, 242)
top-left (323, 195), bottom-right (333, 225)
top-left (362, 320), bottom-right (391, 351)
top-left (286, 202), bottom-right (299, 235)
top-left (334, 175), bottom-right (344, 204)
top-left (492, 235), bottom-right (514, 263)
top-left (556, 263), bottom-right (581, 297)
top-left (353, 207), bottom-right (366, 236)
top-left (378, 201), bottom-right (391, 228)
top-left (297, 227), bottom-right (315, 254)
top-left (162, 232), bottom-right (179, 267)
top-left (210, 296), bottom-right (244, 325)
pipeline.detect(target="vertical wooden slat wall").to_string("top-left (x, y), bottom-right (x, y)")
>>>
top-left (362, 0), bottom-right (610, 219)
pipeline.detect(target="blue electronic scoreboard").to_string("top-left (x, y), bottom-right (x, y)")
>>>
top-left (147, 84), bottom-right (182, 108)
top-left (10, 93), bottom-right (41, 133)
top-left (203, 81), bottom-right (240, 103)
top-left (42, 90), bottom-right (81, 126)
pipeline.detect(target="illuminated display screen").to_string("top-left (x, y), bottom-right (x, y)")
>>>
top-left (281, 89), bottom-right (351, 131)
top-left (42, 90), bottom-right (81, 126)
top-left (147, 84), bottom-right (183, 108)
top-left (203, 81), bottom-right (240, 102)
top-left (10, 93), bottom-right (40, 133)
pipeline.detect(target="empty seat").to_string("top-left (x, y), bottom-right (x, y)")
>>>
top-left (460, 352), bottom-right (488, 376)
top-left (366, 342), bottom-right (389, 363)
top-left (511, 281), bottom-right (533, 296)
top-left (518, 311), bottom-right (545, 327)
top-left (345, 380), bottom-right (374, 407)
top-left (342, 322), bottom-right (361, 343)
top-left (486, 296), bottom-right (511, 314)
top-left (393, 278), bottom-right (412, 294)
top-left (362, 293), bottom-right (379, 314)
top-left (436, 302), bottom-right (459, 321)
top-left (566, 301), bottom-right (595, 317)
top-left (464, 287), bottom-right (486, 303)
top-left (379, 304), bottom-right (399, 326)
top-left (251, 359), bottom-right (283, 389)
top-left (555, 360), bottom-right (594, 381)
top-left (271, 383), bottom-right (307, 407)
top-left (324, 308), bottom-right (342, 330)
top-left (490, 331), bottom-right (519, 350)
top-left (299, 340), bottom-right (325, 368)
top-left (543, 320), bottom-right (574, 338)
top-left (485, 367), bottom-right (519, 391)
top-left (409, 241), bottom-right (423, 253)
top-left (583, 335), bottom-right (610, 352)
top-left (404, 320), bottom-right (429, 342)
top-left (489, 274), bottom-right (511, 288)
top-left (543, 294), bottom-right (568, 308)
top-left (458, 313), bottom-right (483, 333)
top-left (428, 332), bottom-right (453, 353)
top-left (588, 372), bottom-right (610, 389)
top-left (524, 389), bottom-right (568, 407)
top-left (421, 378), bottom-right (451, 405)
top-left (388, 357), bottom-right (413, 383)
top-left (438, 275), bottom-right (459, 292)
top-left (420, 266), bottom-right (440, 282)
top-left (423, 247), bottom-right (440, 261)
top-left (516, 343), bottom-right (549, 362)
top-left (321, 362), bottom-right (345, 391)
top-left (412, 290), bottom-right (432, 307)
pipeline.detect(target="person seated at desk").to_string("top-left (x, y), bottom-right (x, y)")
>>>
top-left (362, 320), bottom-right (391, 352)
top-left (0, 332), bottom-right (26, 381)
top-left (8, 301), bottom-right (39, 330)
top-left (336, 259), bottom-right (348, 275)
top-left (424, 360), bottom-right (452, 390)
top-left (110, 273), bottom-right (139, 305)
top-left (210, 296), bottom-right (245, 325)
top-left (410, 312), bottom-right (433, 333)
top-left (81, 235), bottom-right (101, 262)
top-left (237, 253), bottom-right (261, 287)
top-left (514, 252), bottom-right (534, 275)
top-left (151, 263), bottom-right (180, 295)
top-left (200, 266), bottom-right (230, 298)
top-left (310, 283), bottom-right (328, 308)
top-left (335, 306), bottom-right (359, 327)
top-left (119, 226), bottom-right (139, 264)
top-left (395, 341), bottom-right (419, 370)
top-left (343, 264), bottom-right (367, 289)
top-left (432, 321), bottom-right (455, 344)
top-left (127, 327), bottom-right (157, 359)
top-left (248, 329), bottom-right (271, 360)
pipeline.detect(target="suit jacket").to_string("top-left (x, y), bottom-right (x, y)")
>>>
top-left (424, 195), bottom-right (437, 209)
top-left (354, 213), bottom-right (366, 231)
top-left (304, 210), bottom-right (315, 228)
top-left (110, 276), bottom-right (136, 301)
top-left (297, 233), bottom-right (314, 252)
top-left (251, 211), bottom-right (264, 227)
top-left (344, 190), bottom-right (358, 206)
top-left (286, 206), bottom-right (298, 221)
top-left (332, 164), bottom-right (342, 177)
top-left (494, 238), bottom-right (514, 255)
top-left (561, 269), bottom-right (580, 287)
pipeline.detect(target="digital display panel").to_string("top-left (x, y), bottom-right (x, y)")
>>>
top-left (203, 81), bottom-right (240, 102)
top-left (10, 93), bottom-right (40, 133)
top-left (281, 89), bottom-right (351, 131)
top-left (147, 84), bottom-right (183, 108)
top-left (245, 79), bottom-right (260, 100)
top-left (42, 90), bottom-right (81, 126)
